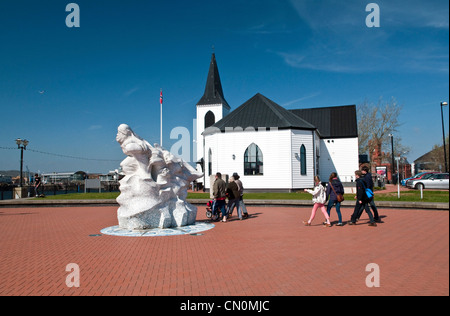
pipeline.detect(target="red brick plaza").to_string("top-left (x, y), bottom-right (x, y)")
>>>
top-left (0, 204), bottom-right (448, 296)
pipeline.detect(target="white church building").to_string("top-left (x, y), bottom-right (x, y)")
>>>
top-left (195, 54), bottom-right (359, 191)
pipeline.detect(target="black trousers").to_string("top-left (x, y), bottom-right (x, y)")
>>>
top-left (351, 201), bottom-right (375, 223)
top-left (356, 198), bottom-right (379, 221)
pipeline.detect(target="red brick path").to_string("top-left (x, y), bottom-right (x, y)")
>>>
top-left (0, 205), bottom-right (448, 296)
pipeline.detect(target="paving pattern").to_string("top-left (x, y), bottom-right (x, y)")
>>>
top-left (0, 205), bottom-right (448, 296)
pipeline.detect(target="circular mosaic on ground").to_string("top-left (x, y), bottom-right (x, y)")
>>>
top-left (100, 222), bottom-right (215, 237)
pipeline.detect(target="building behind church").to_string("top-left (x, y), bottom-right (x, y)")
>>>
top-left (195, 54), bottom-right (359, 191)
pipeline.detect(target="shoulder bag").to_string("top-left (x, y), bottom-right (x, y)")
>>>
top-left (329, 181), bottom-right (345, 202)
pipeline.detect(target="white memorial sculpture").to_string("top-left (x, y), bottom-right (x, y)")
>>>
top-left (115, 124), bottom-right (203, 230)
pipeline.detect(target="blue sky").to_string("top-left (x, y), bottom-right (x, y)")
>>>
top-left (0, 0), bottom-right (448, 173)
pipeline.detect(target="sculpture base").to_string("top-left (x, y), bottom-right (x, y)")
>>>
top-left (100, 222), bottom-right (215, 237)
top-left (116, 175), bottom-right (198, 230)
top-left (117, 200), bottom-right (198, 230)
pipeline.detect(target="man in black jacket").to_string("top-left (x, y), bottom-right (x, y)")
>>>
top-left (349, 170), bottom-right (377, 226)
top-left (358, 165), bottom-right (380, 222)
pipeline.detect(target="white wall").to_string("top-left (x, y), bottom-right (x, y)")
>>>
top-left (202, 130), bottom-right (359, 190)
top-left (319, 137), bottom-right (359, 182)
top-left (291, 130), bottom-right (315, 189)
top-left (204, 129), bottom-right (295, 190)
top-left (196, 104), bottom-right (229, 176)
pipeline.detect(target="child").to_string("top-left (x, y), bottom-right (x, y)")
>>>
top-left (303, 176), bottom-right (332, 227)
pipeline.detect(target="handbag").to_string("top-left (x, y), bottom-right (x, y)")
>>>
top-left (329, 181), bottom-right (344, 202)
top-left (361, 180), bottom-right (373, 199)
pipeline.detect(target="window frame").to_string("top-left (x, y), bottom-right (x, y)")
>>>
top-left (244, 143), bottom-right (264, 176)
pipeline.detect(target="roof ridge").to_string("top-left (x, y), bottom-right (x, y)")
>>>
top-left (259, 94), bottom-right (309, 127)
top-left (209, 93), bottom-right (260, 128)
top-left (292, 104), bottom-right (356, 111)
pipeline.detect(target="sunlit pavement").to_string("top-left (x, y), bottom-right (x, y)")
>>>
top-left (0, 205), bottom-right (448, 296)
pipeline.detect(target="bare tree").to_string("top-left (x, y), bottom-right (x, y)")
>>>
top-left (357, 97), bottom-right (410, 160)
top-left (427, 134), bottom-right (449, 171)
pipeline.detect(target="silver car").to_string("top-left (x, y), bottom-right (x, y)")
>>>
top-left (408, 173), bottom-right (449, 190)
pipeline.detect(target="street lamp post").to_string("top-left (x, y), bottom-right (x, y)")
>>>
top-left (15, 138), bottom-right (29, 187)
top-left (395, 157), bottom-right (401, 199)
top-left (389, 134), bottom-right (395, 183)
top-left (441, 102), bottom-right (448, 173)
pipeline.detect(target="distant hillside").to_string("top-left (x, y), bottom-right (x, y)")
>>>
top-left (0, 170), bottom-right (20, 177)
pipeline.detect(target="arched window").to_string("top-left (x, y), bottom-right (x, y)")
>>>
top-left (208, 149), bottom-right (212, 177)
top-left (205, 111), bottom-right (215, 129)
top-left (300, 145), bottom-right (307, 175)
top-left (244, 143), bottom-right (263, 175)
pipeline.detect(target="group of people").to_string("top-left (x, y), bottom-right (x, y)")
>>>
top-left (212, 172), bottom-right (248, 222)
top-left (303, 166), bottom-right (380, 227)
top-left (210, 167), bottom-right (380, 226)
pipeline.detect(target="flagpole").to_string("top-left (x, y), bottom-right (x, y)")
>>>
top-left (160, 89), bottom-right (163, 147)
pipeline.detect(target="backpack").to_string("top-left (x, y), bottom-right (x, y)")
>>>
top-left (316, 184), bottom-right (327, 204)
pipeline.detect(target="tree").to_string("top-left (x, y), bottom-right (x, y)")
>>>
top-left (357, 97), bottom-right (410, 161)
top-left (428, 134), bottom-right (449, 172)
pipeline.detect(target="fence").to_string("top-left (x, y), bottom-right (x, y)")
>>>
top-left (0, 182), bottom-right (120, 200)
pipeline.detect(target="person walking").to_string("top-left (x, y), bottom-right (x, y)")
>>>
top-left (34, 173), bottom-right (43, 197)
top-left (212, 172), bottom-right (228, 222)
top-left (226, 176), bottom-right (243, 220)
top-left (230, 172), bottom-right (249, 219)
top-left (359, 165), bottom-right (380, 222)
top-left (326, 172), bottom-right (344, 226)
top-left (303, 176), bottom-right (332, 227)
top-left (349, 170), bottom-right (377, 226)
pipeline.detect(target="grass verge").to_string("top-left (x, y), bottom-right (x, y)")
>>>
top-left (35, 190), bottom-right (449, 203)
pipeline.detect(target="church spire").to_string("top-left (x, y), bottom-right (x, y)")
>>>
top-left (197, 53), bottom-right (230, 109)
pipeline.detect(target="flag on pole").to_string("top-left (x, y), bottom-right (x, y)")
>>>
top-left (160, 89), bottom-right (163, 146)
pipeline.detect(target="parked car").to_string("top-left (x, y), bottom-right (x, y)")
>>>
top-left (407, 173), bottom-right (449, 190)
top-left (405, 172), bottom-right (439, 188)
top-left (401, 172), bottom-right (429, 186)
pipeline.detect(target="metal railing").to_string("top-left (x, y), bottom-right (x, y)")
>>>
top-left (0, 182), bottom-right (120, 200)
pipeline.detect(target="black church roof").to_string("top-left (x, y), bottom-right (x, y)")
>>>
top-left (290, 105), bottom-right (358, 138)
top-left (204, 93), bottom-right (316, 135)
top-left (197, 53), bottom-right (230, 109)
top-left (203, 94), bottom-right (358, 138)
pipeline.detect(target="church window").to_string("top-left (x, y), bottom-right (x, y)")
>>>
top-left (205, 111), bottom-right (215, 129)
top-left (244, 143), bottom-right (263, 176)
top-left (300, 145), bottom-right (307, 175)
top-left (208, 149), bottom-right (213, 177)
